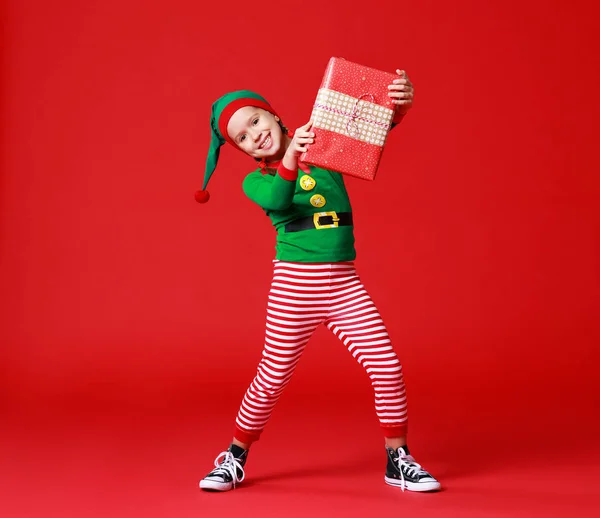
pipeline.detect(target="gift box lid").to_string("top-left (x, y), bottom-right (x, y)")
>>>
top-left (320, 57), bottom-right (398, 111)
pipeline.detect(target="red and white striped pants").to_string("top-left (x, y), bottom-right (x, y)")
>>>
top-left (234, 261), bottom-right (408, 444)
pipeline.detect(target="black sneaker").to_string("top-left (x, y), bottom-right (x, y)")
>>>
top-left (199, 444), bottom-right (248, 491)
top-left (385, 446), bottom-right (441, 492)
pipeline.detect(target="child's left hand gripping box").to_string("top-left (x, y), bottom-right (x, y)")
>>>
top-left (301, 57), bottom-right (399, 181)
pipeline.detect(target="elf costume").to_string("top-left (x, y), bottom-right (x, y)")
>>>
top-left (198, 91), bottom-right (440, 493)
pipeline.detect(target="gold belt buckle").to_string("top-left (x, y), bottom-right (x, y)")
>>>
top-left (313, 211), bottom-right (340, 230)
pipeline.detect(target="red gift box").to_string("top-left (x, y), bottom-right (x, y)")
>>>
top-left (300, 57), bottom-right (399, 181)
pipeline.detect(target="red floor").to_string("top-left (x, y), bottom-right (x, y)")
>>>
top-left (2, 387), bottom-right (599, 518)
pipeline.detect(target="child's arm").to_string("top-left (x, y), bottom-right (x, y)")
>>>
top-left (242, 121), bottom-right (315, 211)
top-left (391, 112), bottom-right (406, 130)
top-left (242, 168), bottom-right (297, 211)
top-left (388, 69), bottom-right (414, 129)
top-left (282, 121), bottom-right (314, 171)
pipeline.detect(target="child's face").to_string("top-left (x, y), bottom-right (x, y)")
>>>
top-left (226, 106), bottom-right (285, 161)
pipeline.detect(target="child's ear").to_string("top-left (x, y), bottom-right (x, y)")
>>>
top-left (275, 116), bottom-right (280, 122)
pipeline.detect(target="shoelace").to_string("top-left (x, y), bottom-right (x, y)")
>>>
top-left (395, 451), bottom-right (426, 492)
top-left (210, 451), bottom-right (245, 488)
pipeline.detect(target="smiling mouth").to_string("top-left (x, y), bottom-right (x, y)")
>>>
top-left (259, 134), bottom-right (272, 150)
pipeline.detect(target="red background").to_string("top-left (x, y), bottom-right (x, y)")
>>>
top-left (1, 0), bottom-right (599, 516)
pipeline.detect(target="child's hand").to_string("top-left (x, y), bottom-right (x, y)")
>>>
top-left (388, 69), bottom-right (414, 114)
top-left (287, 120), bottom-right (315, 158)
top-left (282, 120), bottom-right (314, 171)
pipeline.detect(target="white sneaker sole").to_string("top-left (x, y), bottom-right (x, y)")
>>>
top-left (199, 478), bottom-right (234, 491)
top-left (385, 476), bottom-right (441, 492)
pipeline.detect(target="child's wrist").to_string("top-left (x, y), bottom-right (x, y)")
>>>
top-left (282, 151), bottom-right (299, 172)
top-left (278, 160), bottom-right (299, 181)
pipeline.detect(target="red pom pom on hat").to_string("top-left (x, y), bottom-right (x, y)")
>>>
top-left (195, 190), bottom-right (210, 203)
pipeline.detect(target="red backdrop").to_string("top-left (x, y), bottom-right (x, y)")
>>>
top-left (1, 1), bottom-right (599, 515)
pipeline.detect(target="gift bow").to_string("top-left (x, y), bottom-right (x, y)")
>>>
top-left (314, 93), bottom-right (390, 139)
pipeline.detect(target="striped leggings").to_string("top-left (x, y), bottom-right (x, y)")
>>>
top-left (234, 261), bottom-right (408, 444)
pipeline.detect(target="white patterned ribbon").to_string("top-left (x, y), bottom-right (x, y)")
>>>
top-left (311, 88), bottom-right (394, 146)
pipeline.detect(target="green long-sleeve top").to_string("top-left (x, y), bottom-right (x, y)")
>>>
top-left (242, 112), bottom-right (407, 262)
top-left (242, 165), bottom-right (355, 263)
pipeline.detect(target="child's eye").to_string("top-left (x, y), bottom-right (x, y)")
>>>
top-left (240, 134), bottom-right (247, 142)
top-left (252, 118), bottom-right (259, 125)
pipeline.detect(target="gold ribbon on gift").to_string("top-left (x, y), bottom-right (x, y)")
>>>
top-left (311, 88), bottom-right (395, 146)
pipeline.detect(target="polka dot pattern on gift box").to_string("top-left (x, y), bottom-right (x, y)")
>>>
top-left (311, 88), bottom-right (394, 146)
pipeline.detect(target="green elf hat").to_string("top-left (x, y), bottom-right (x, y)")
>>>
top-left (195, 90), bottom-right (278, 203)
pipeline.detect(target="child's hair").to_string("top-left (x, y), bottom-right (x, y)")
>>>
top-left (277, 118), bottom-right (290, 137)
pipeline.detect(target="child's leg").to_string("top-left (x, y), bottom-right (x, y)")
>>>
top-left (233, 261), bottom-right (329, 444)
top-left (321, 266), bottom-right (441, 492)
top-left (324, 266), bottom-right (408, 440)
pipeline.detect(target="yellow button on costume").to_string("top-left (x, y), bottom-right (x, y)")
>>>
top-left (300, 175), bottom-right (316, 191)
top-left (310, 194), bottom-right (326, 208)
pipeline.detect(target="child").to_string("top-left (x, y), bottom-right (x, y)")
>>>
top-left (196, 70), bottom-right (440, 493)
